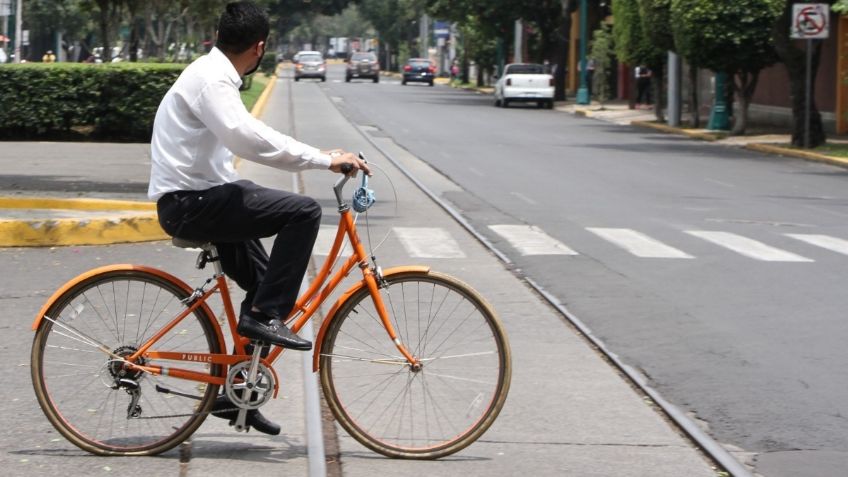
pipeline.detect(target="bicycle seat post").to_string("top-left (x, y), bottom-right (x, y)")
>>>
top-left (203, 244), bottom-right (223, 277)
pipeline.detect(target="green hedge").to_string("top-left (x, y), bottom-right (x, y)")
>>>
top-left (0, 63), bottom-right (185, 141)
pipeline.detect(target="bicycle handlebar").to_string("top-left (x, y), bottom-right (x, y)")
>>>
top-left (333, 153), bottom-right (368, 209)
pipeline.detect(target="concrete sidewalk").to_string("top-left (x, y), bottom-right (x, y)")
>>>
top-left (559, 100), bottom-right (848, 169)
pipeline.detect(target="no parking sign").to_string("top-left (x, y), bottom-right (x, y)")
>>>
top-left (791, 3), bottom-right (830, 39)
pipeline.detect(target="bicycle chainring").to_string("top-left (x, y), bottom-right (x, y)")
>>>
top-left (224, 360), bottom-right (275, 410)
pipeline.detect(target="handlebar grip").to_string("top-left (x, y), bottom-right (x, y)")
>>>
top-left (340, 163), bottom-right (353, 175)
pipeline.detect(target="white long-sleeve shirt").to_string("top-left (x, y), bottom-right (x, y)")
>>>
top-left (148, 47), bottom-right (331, 200)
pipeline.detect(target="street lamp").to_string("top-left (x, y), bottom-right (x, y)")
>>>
top-left (575, 0), bottom-right (590, 105)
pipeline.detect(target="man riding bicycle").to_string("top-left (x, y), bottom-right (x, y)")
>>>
top-left (148, 1), bottom-right (369, 435)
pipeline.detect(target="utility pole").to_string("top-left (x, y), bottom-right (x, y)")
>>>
top-left (419, 14), bottom-right (429, 59)
top-left (667, 52), bottom-right (682, 126)
top-left (1, 0), bottom-right (9, 61)
top-left (576, 0), bottom-right (590, 105)
top-left (13, 0), bottom-right (21, 63)
top-left (514, 20), bottom-right (522, 64)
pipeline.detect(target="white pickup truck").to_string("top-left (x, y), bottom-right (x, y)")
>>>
top-left (494, 63), bottom-right (555, 109)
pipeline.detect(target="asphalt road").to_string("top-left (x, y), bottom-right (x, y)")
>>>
top-left (316, 64), bottom-right (848, 477)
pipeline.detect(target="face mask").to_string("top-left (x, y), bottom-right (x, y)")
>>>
top-left (244, 43), bottom-right (265, 76)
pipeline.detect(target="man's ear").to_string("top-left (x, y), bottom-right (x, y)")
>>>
top-left (256, 41), bottom-right (265, 55)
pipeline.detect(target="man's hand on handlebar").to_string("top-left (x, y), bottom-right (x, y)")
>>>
top-left (326, 150), bottom-right (371, 177)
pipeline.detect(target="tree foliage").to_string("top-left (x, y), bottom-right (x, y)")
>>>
top-left (671, 0), bottom-right (782, 134)
top-left (638, 0), bottom-right (674, 52)
top-left (612, 0), bottom-right (663, 67)
top-left (670, 0), bottom-right (782, 75)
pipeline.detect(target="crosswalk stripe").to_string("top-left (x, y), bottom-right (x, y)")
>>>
top-left (686, 231), bottom-right (813, 262)
top-left (785, 233), bottom-right (848, 256)
top-left (587, 228), bottom-right (693, 258)
top-left (313, 225), bottom-right (351, 257)
top-left (394, 227), bottom-right (466, 258)
top-left (488, 224), bottom-right (577, 255)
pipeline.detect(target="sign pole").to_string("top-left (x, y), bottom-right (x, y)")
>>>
top-left (805, 38), bottom-right (812, 148)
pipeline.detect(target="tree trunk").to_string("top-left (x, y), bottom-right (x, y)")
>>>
top-left (652, 63), bottom-right (664, 122)
top-left (773, 3), bottom-right (826, 147)
top-left (96, 0), bottom-right (111, 62)
top-left (555, 1), bottom-right (577, 101)
top-left (689, 63), bottom-right (700, 128)
top-left (732, 70), bottom-right (759, 136)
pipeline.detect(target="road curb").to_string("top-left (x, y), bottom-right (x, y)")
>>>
top-left (0, 196), bottom-right (165, 247)
top-left (2, 75), bottom-right (279, 248)
top-left (744, 142), bottom-right (848, 168)
top-left (631, 120), bottom-right (725, 141)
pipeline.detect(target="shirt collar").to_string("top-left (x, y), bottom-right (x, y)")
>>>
top-left (209, 47), bottom-right (242, 88)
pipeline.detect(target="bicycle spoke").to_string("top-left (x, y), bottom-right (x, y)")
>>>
top-left (34, 271), bottom-right (221, 455)
top-left (322, 272), bottom-right (510, 457)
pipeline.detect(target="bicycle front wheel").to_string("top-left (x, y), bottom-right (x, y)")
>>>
top-left (320, 270), bottom-right (511, 459)
top-left (31, 269), bottom-right (224, 456)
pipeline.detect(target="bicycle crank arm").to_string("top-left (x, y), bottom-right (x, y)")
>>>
top-left (233, 408), bottom-right (249, 432)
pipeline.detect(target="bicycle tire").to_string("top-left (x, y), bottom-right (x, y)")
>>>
top-left (31, 269), bottom-right (224, 456)
top-left (319, 270), bottom-right (511, 459)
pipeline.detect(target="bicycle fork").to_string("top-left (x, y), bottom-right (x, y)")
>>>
top-left (364, 270), bottom-right (420, 369)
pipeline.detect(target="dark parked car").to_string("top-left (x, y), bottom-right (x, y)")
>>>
top-left (294, 53), bottom-right (326, 82)
top-left (346, 52), bottom-right (379, 83)
top-left (402, 58), bottom-right (435, 86)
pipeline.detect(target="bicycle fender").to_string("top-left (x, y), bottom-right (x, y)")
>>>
top-left (32, 265), bottom-right (225, 350)
top-left (312, 265), bottom-right (430, 372)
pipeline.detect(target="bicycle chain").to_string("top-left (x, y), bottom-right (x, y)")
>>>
top-left (131, 406), bottom-right (244, 420)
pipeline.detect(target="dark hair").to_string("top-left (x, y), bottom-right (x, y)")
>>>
top-left (216, 2), bottom-right (270, 54)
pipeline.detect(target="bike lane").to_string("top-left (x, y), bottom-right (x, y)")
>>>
top-left (268, 74), bottom-right (721, 475)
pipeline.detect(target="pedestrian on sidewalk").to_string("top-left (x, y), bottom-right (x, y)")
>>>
top-left (635, 65), bottom-right (652, 108)
top-left (148, 0), bottom-right (369, 435)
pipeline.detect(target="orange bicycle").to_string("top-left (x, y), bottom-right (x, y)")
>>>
top-left (30, 161), bottom-right (512, 459)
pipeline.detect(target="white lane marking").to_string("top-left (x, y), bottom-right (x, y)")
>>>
top-left (488, 225), bottom-right (577, 255)
top-left (467, 167), bottom-right (485, 177)
top-left (509, 192), bottom-right (538, 206)
top-left (394, 227), bottom-right (466, 258)
top-left (587, 228), bottom-right (693, 258)
top-left (785, 233), bottom-right (848, 256)
top-left (332, 79), bottom-right (342, 83)
top-left (686, 231), bottom-right (813, 262)
top-left (312, 225), bottom-right (351, 257)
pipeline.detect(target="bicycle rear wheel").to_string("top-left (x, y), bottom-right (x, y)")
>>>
top-left (320, 270), bottom-right (511, 459)
top-left (31, 269), bottom-right (223, 456)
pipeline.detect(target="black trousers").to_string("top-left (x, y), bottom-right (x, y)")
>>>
top-left (157, 180), bottom-right (321, 320)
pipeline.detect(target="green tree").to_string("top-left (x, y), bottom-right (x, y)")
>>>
top-left (772, 0), bottom-right (838, 147)
top-left (359, 0), bottom-right (422, 70)
top-left (671, 0), bottom-right (782, 135)
top-left (613, 0), bottom-right (664, 119)
top-left (588, 23), bottom-right (614, 107)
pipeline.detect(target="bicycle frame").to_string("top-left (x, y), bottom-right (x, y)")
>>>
top-left (31, 173), bottom-right (425, 390)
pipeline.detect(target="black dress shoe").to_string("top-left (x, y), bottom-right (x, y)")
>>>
top-left (210, 395), bottom-right (280, 436)
top-left (237, 312), bottom-right (312, 351)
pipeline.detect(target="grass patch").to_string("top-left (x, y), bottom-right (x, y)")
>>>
top-left (813, 143), bottom-right (848, 158)
top-left (240, 73), bottom-right (271, 111)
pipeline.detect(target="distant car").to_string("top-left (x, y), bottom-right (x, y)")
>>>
top-left (295, 52), bottom-right (326, 82)
top-left (402, 58), bottom-right (435, 86)
top-left (293, 50), bottom-right (321, 63)
top-left (494, 63), bottom-right (555, 109)
top-left (346, 52), bottom-right (379, 83)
